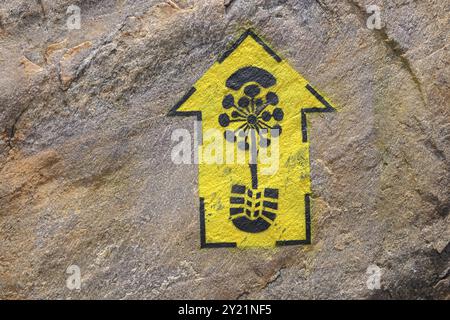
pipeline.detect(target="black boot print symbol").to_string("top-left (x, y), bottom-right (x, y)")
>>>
top-left (230, 185), bottom-right (279, 233)
top-left (219, 66), bottom-right (283, 233)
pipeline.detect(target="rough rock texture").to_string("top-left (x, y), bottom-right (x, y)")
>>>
top-left (0, 0), bottom-right (449, 299)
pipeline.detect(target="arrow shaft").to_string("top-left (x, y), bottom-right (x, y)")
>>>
top-left (249, 129), bottom-right (258, 189)
top-left (249, 164), bottom-right (258, 189)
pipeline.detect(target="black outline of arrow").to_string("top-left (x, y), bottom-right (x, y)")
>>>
top-left (168, 29), bottom-right (334, 248)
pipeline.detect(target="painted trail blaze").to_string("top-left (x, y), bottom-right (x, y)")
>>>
top-left (169, 29), bottom-right (335, 248)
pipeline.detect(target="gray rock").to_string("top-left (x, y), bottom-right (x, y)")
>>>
top-left (0, 0), bottom-right (448, 299)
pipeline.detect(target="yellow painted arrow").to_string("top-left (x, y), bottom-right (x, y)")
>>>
top-left (169, 29), bottom-right (335, 248)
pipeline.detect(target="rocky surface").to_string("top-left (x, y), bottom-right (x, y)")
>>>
top-left (0, 0), bottom-right (449, 299)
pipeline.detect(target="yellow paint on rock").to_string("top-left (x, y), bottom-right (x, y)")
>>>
top-left (171, 30), bottom-right (335, 248)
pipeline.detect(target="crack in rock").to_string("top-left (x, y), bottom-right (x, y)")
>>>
top-left (346, 0), bottom-right (426, 105)
top-left (224, 0), bottom-right (238, 14)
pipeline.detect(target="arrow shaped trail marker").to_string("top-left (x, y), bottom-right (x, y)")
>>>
top-left (169, 29), bottom-right (335, 248)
